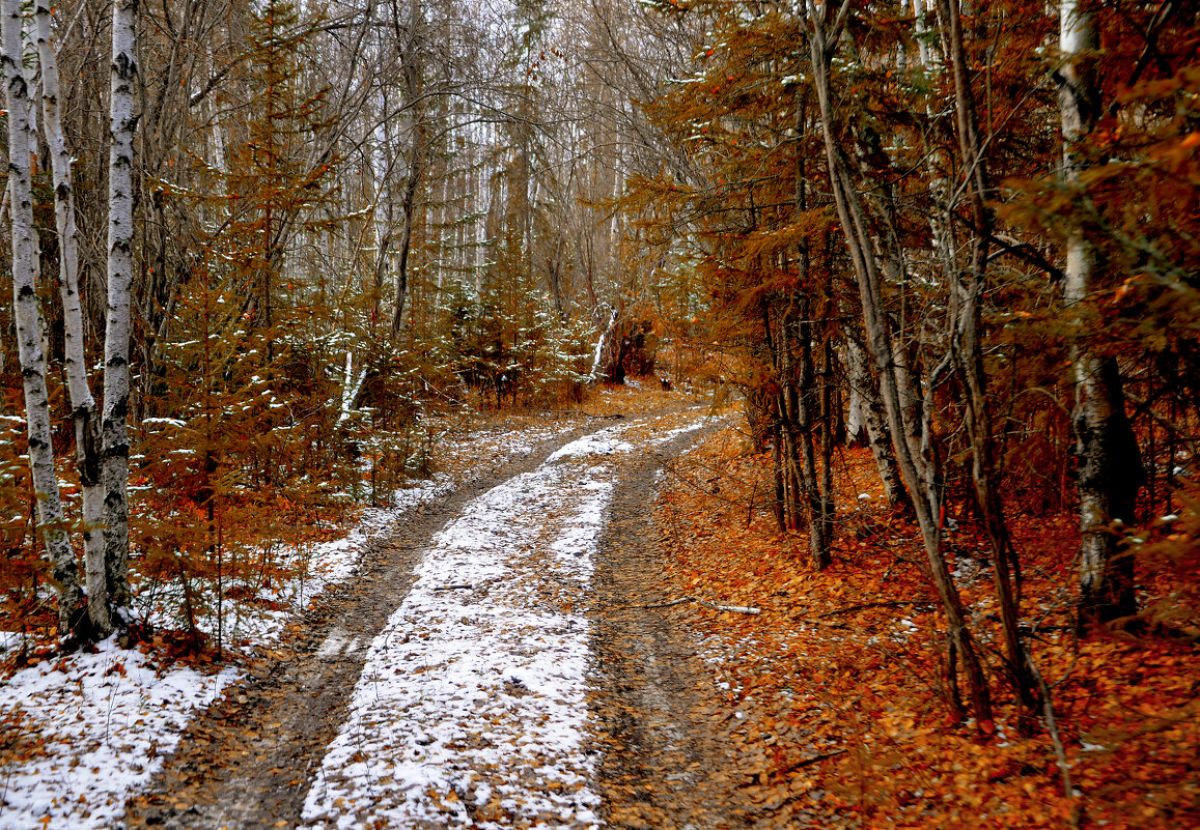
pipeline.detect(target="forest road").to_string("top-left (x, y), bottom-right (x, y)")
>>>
top-left (591, 424), bottom-right (753, 830)
top-left (124, 405), bottom-right (747, 829)
top-left (123, 421), bottom-right (598, 829)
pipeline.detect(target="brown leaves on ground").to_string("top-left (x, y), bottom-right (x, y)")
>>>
top-left (0, 706), bottom-right (48, 769)
top-left (655, 429), bottom-right (1200, 829)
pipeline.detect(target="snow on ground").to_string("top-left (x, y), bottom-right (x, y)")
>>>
top-left (0, 422), bottom-right (571, 830)
top-left (547, 432), bottom-right (633, 463)
top-left (0, 482), bottom-right (449, 830)
top-left (202, 474), bottom-right (456, 648)
top-left (299, 424), bottom-right (639, 830)
top-left (651, 419), bottom-right (709, 446)
top-left (0, 638), bottom-right (238, 829)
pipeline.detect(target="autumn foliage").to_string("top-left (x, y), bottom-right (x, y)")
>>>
top-left (658, 431), bottom-right (1198, 828)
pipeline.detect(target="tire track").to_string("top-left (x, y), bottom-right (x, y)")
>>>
top-left (124, 423), bottom-right (601, 830)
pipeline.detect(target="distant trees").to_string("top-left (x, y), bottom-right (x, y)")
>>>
top-left (0, 0), bottom-right (670, 646)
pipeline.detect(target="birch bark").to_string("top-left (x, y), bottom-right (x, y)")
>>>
top-left (2, 0), bottom-right (84, 637)
top-left (35, 0), bottom-right (110, 634)
top-left (101, 0), bottom-right (139, 617)
top-left (1058, 0), bottom-right (1142, 630)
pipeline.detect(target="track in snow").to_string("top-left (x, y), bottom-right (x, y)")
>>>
top-left (126, 409), bottom-right (737, 829)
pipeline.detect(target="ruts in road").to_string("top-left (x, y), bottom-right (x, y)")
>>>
top-left (127, 407), bottom-right (748, 830)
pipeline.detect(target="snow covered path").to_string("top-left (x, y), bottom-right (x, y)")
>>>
top-left (298, 427), bottom-right (639, 828)
top-left (111, 409), bottom-right (710, 830)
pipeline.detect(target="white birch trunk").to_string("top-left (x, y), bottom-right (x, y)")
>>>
top-left (101, 0), bottom-right (138, 618)
top-left (2, 0), bottom-right (83, 637)
top-left (35, 0), bottom-right (110, 634)
top-left (338, 351), bottom-right (367, 426)
top-left (1059, 0), bottom-right (1141, 627)
top-left (590, 306), bottom-right (619, 381)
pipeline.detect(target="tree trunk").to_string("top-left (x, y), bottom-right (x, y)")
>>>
top-left (937, 0), bottom-right (1041, 724)
top-left (805, 0), bottom-right (992, 727)
top-left (590, 306), bottom-right (620, 382)
top-left (2, 0), bottom-right (85, 639)
top-left (391, 0), bottom-right (424, 337)
top-left (845, 332), bottom-right (906, 509)
top-left (35, 0), bottom-right (111, 636)
top-left (1057, 0), bottom-right (1143, 631)
top-left (101, 0), bottom-right (139, 620)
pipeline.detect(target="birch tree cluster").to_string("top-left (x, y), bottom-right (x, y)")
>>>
top-left (0, 0), bottom-right (681, 647)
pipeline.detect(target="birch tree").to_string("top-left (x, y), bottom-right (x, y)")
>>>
top-left (35, 0), bottom-right (110, 634)
top-left (1057, 0), bottom-right (1143, 630)
top-left (101, 0), bottom-right (139, 619)
top-left (2, 0), bottom-right (85, 638)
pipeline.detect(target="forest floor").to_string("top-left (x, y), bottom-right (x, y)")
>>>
top-left (2, 385), bottom-right (1196, 829)
top-left (115, 386), bottom-right (743, 830)
top-left (651, 428), bottom-right (1199, 830)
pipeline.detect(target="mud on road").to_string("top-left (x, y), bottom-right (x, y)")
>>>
top-left (126, 406), bottom-right (752, 829)
top-left (590, 424), bottom-right (753, 830)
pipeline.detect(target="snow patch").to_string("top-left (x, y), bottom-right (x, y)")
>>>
top-left (300, 444), bottom-right (618, 829)
top-left (546, 426), bottom-right (634, 463)
top-left (0, 439), bottom-right (510, 828)
top-left (0, 638), bottom-right (237, 829)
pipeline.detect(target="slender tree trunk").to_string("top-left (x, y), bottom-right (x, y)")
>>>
top-left (1057, 1), bottom-right (1143, 631)
top-left (805, 0), bottom-right (992, 726)
top-left (937, 0), bottom-right (1041, 724)
top-left (797, 319), bottom-right (831, 568)
top-left (819, 331), bottom-right (837, 547)
top-left (101, 0), bottom-right (139, 620)
top-left (791, 106), bottom-right (835, 566)
top-left (391, 0), bottom-right (424, 336)
top-left (590, 306), bottom-right (619, 381)
top-left (845, 332), bottom-right (906, 509)
top-left (35, 0), bottom-right (111, 635)
top-left (2, 0), bottom-right (85, 639)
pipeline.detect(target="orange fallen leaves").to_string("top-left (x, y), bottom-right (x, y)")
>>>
top-left (655, 428), bottom-right (1200, 829)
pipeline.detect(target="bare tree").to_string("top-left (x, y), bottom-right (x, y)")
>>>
top-left (2, 0), bottom-right (85, 638)
top-left (804, 0), bottom-right (992, 726)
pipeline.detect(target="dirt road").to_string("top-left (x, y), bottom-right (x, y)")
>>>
top-left (126, 408), bottom-right (747, 829)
